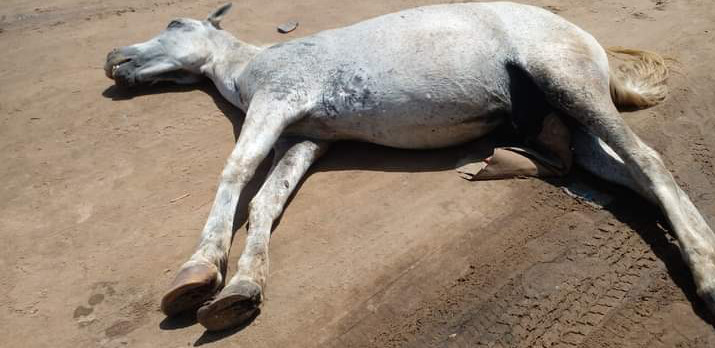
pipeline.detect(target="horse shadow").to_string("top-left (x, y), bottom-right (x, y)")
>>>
top-left (102, 80), bottom-right (714, 342)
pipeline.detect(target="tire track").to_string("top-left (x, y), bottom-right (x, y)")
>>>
top-left (436, 216), bottom-right (660, 347)
top-left (360, 184), bottom-right (714, 347)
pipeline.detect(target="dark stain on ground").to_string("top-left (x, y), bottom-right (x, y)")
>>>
top-left (88, 293), bottom-right (105, 306)
top-left (105, 320), bottom-right (136, 338)
top-left (73, 305), bottom-right (93, 318)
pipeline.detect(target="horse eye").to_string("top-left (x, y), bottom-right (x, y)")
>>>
top-left (167, 20), bottom-right (184, 29)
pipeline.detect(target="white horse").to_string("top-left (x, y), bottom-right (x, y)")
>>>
top-left (105, 2), bottom-right (715, 331)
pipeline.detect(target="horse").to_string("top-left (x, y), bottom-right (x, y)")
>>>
top-left (104, 2), bottom-right (715, 331)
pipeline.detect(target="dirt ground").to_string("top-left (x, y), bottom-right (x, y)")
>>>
top-left (1, 0), bottom-right (715, 347)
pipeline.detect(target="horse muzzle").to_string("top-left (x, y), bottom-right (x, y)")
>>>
top-left (104, 48), bottom-right (136, 85)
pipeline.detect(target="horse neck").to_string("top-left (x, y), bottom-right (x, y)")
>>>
top-left (201, 32), bottom-right (263, 106)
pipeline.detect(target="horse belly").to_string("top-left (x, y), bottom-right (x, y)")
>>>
top-left (362, 114), bottom-right (505, 149)
top-left (287, 105), bottom-right (506, 149)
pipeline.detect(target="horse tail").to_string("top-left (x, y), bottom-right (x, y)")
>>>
top-left (607, 47), bottom-right (669, 110)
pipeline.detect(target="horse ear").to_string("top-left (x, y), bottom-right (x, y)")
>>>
top-left (208, 3), bottom-right (233, 29)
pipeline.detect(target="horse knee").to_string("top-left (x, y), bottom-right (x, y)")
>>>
top-left (221, 156), bottom-right (263, 184)
top-left (620, 139), bottom-right (669, 180)
top-left (633, 142), bottom-right (665, 167)
top-left (220, 162), bottom-right (245, 184)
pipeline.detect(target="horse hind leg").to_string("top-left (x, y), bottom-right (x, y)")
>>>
top-left (526, 48), bottom-right (715, 312)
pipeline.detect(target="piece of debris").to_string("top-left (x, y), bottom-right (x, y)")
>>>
top-left (169, 193), bottom-right (190, 204)
top-left (544, 5), bottom-right (562, 13)
top-left (277, 20), bottom-right (298, 34)
top-left (456, 156), bottom-right (488, 181)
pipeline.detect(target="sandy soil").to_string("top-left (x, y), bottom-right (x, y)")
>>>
top-left (1, 0), bottom-right (714, 347)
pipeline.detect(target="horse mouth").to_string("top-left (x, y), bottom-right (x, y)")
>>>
top-left (105, 58), bottom-right (131, 79)
top-left (111, 61), bottom-right (129, 78)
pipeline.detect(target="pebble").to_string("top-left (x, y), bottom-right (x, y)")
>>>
top-left (277, 21), bottom-right (298, 34)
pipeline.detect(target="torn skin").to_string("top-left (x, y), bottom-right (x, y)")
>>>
top-left (457, 113), bottom-right (572, 180)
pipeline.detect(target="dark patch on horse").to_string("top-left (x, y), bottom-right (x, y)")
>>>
top-left (320, 67), bottom-right (378, 117)
top-left (167, 19), bottom-right (195, 32)
top-left (506, 62), bottom-right (553, 137)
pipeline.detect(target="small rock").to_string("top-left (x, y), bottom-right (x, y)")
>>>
top-left (277, 21), bottom-right (298, 34)
top-left (544, 5), bottom-right (562, 13)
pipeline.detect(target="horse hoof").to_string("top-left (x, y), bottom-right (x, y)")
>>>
top-left (196, 280), bottom-right (262, 331)
top-left (161, 262), bottom-right (221, 316)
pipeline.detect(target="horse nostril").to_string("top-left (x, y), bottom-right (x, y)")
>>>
top-left (106, 48), bottom-right (131, 63)
top-left (107, 48), bottom-right (119, 60)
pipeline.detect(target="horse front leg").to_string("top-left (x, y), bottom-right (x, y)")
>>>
top-left (160, 95), bottom-right (301, 317)
top-left (196, 137), bottom-right (331, 331)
